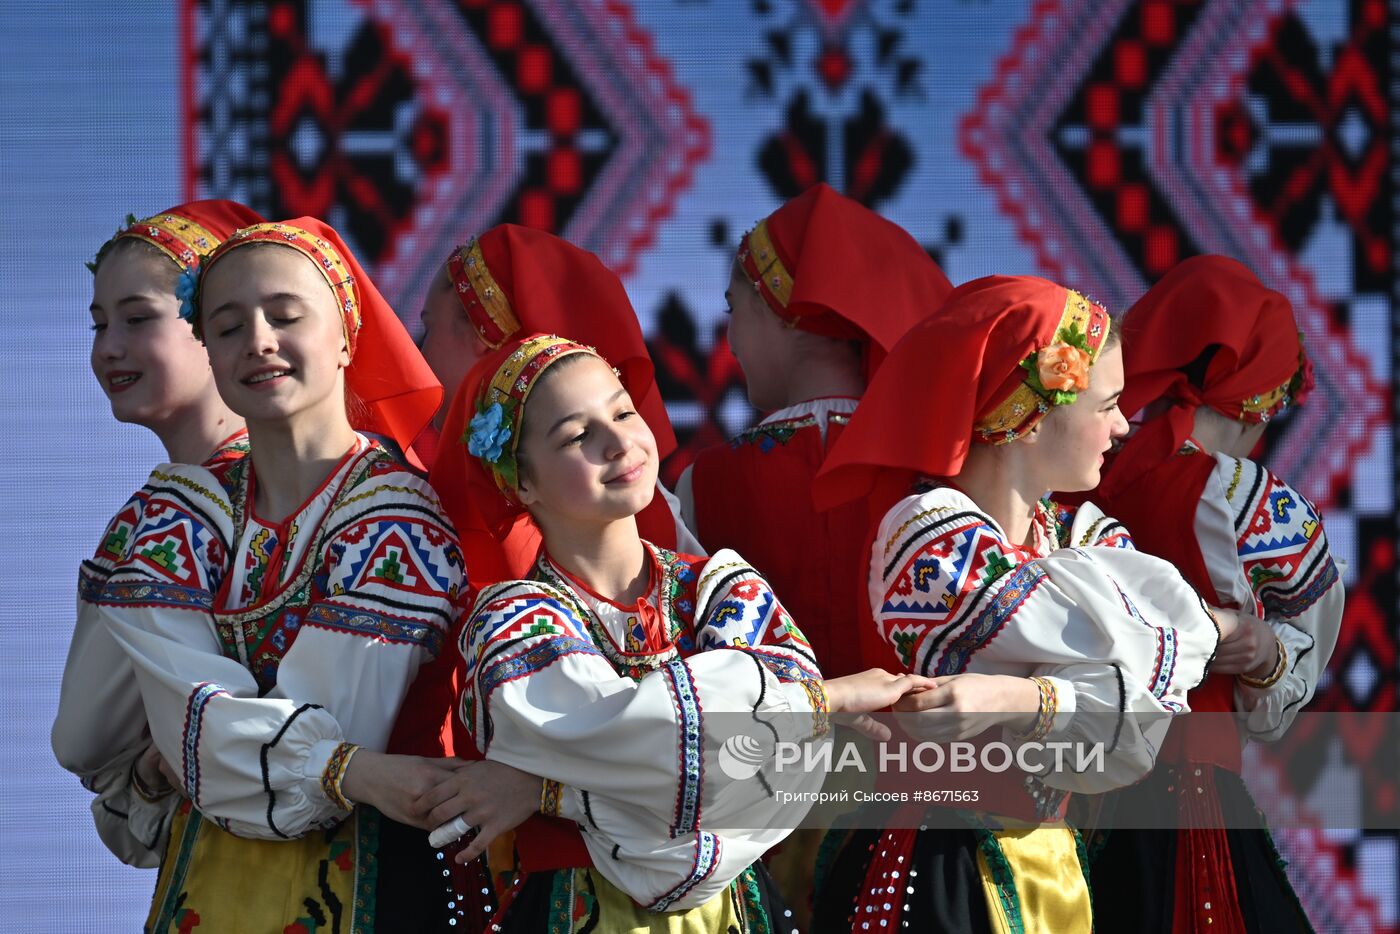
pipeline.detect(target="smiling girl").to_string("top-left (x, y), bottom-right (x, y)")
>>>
top-left (94, 217), bottom-right (479, 931)
top-left (54, 200), bottom-right (262, 866)
top-left (809, 276), bottom-right (1229, 933)
top-left (420, 333), bottom-right (933, 931)
top-left (420, 224), bottom-right (699, 587)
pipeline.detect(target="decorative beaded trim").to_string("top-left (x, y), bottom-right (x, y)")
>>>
top-left (199, 223), bottom-right (361, 351)
top-left (974, 290), bottom-right (1111, 444)
top-left (737, 218), bottom-right (795, 315)
top-left (321, 741), bottom-right (360, 812)
top-left (540, 779), bottom-right (564, 818)
top-left (119, 212), bottom-right (220, 271)
top-left (448, 239), bottom-right (521, 349)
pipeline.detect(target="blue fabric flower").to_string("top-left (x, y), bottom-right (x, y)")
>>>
top-left (468, 402), bottom-right (513, 463)
top-left (176, 265), bottom-right (200, 322)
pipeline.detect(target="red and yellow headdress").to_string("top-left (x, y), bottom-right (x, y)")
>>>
top-left (735, 183), bottom-right (953, 377)
top-left (813, 276), bottom-right (1113, 510)
top-left (1100, 254), bottom-right (1313, 499)
top-left (441, 225), bottom-right (676, 460)
top-left (195, 217), bottom-right (442, 456)
top-left (465, 334), bottom-right (601, 499)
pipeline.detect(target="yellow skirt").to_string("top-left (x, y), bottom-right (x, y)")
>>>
top-left (147, 800), bottom-right (377, 934)
top-left (974, 821), bottom-right (1092, 934)
top-left (500, 863), bottom-right (780, 933)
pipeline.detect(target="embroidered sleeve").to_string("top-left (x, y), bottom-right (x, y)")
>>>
top-left (311, 470), bottom-right (462, 659)
top-left (101, 466), bottom-right (459, 840)
top-left (456, 558), bottom-right (824, 911)
top-left (1204, 455), bottom-right (1345, 740)
top-left (55, 488), bottom-right (161, 779)
top-left (692, 556), bottom-right (822, 683)
top-left (872, 490), bottom-right (1219, 792)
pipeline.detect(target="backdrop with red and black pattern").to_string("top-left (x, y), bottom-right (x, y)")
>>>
top-left (4, 0), bottom-right (1393, 929)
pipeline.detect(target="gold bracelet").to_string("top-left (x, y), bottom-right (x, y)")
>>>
top-left (540, 779), bottom-right (563, 818)
top-left (802, 679), bottom-right (831, 737)
top-left (1238, 636), bottom-right (1288, 689)
top-left (1012, 677), bottom-right (1057, 742)
top-left (320, 741), bottom-right (360, 812)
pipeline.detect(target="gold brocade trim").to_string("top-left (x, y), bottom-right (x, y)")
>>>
top-left (694, 560), bottom-right (748, 596)
top-left (204, 223), bottom-right (361, 349)
top-left (740, 218), bottom-right (795, 311)
top-left (334, 483), bottom-right (440, 513)
top-left (1237, 382), bottom-right (1289, 422)
top-left (883, 507), bottom-right (957, 558)
top-left (974, 289), bottom-right (1111, 444)
top-left (149, 470), bottom-right (235, 521)
top-left (120, 214), bottom-right (221, 270)
top-left (1226, 458), bottom-right (1245, 501)
top-left (1075, 516), bottom-right (1108, 547)
top-left (450, 239), bottom-right (521, 349)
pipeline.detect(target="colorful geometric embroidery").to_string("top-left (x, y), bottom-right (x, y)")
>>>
top-left (181, 681), bottom-right (228, 806)
top-left (936, 562), bottom-right (1048, 676)
top-left (328, 519), bottom-right (457, 599)
top-left (465, 590), bottom-right (595, 676)
top-left (1229, 460), bottom-right (1339, 620)
top-left (662, 657), bottom-right (704, 836)
top-left (475, 636), bottom-right (606, 750)
top-left (303, 603), bottom-right (445, 656)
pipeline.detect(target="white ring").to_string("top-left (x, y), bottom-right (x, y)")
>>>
top-left (428, 814), bottom-right (473, 849)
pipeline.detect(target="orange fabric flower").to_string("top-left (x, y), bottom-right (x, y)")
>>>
top-left (1038, 343), bottom-right (1091, 392)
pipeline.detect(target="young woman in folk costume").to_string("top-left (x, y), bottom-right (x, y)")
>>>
top-left (95, 217), bottom-right (492, 931)
top-left (54, 200), bottom-right (262, 867)
top-left (809, 276), bottom-right (1228, 933)
top-left (673, 182), bottom-right (952, 927)
top-left (414, 332), bottom-right (934, 932)
top-left (420, 224), bottom-right (700, 586)
top-left (1088, 255), bottom-right (1341, 933)
top-left (676, 182), bottom-right (953, 680)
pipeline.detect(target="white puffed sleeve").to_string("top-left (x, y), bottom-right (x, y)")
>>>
top-left (871, 490), bottom-right (1219, 792)
top-left (460, 550), bottom-right (826, 910)
top-left (103, 464), bottom-right (459, 839)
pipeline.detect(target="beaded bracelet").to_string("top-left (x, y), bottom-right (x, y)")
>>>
top-left (320, 741), bottom-right (360, 812)
top-left (1238, 636), bottom-right (1288, 689)
top-left (540, 779), bottom-right (564, 818)
top-left (801, 679), bottom-right (831, 737)
top-left (1012, 677), bottom-right (1058, 742)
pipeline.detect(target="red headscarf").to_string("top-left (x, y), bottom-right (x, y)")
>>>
top-left (441, 224), bottom-right (676, 458)
top-left (436, 334), bottom-right (657, 582)
top-left (431, 228), bottom-right (678, 583)
top-left (196, 218), bottom-right (442, 456)
top-left (813, 275), bottom-right (1113, 511)
top-left (1098, 255), bottom-right (1312, 499)
top-left (736, 182), bottom-right (953, 377)
top-left (106, 199), bottom-right (266, 272)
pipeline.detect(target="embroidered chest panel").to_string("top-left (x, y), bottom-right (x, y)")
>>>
top-left (210, 451), bottom-right (382, 694)
top-left (532, 547), bottom-right (700, 682)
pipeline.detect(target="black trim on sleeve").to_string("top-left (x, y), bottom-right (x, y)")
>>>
top-left (260, 703), bottom-right (325, 839)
